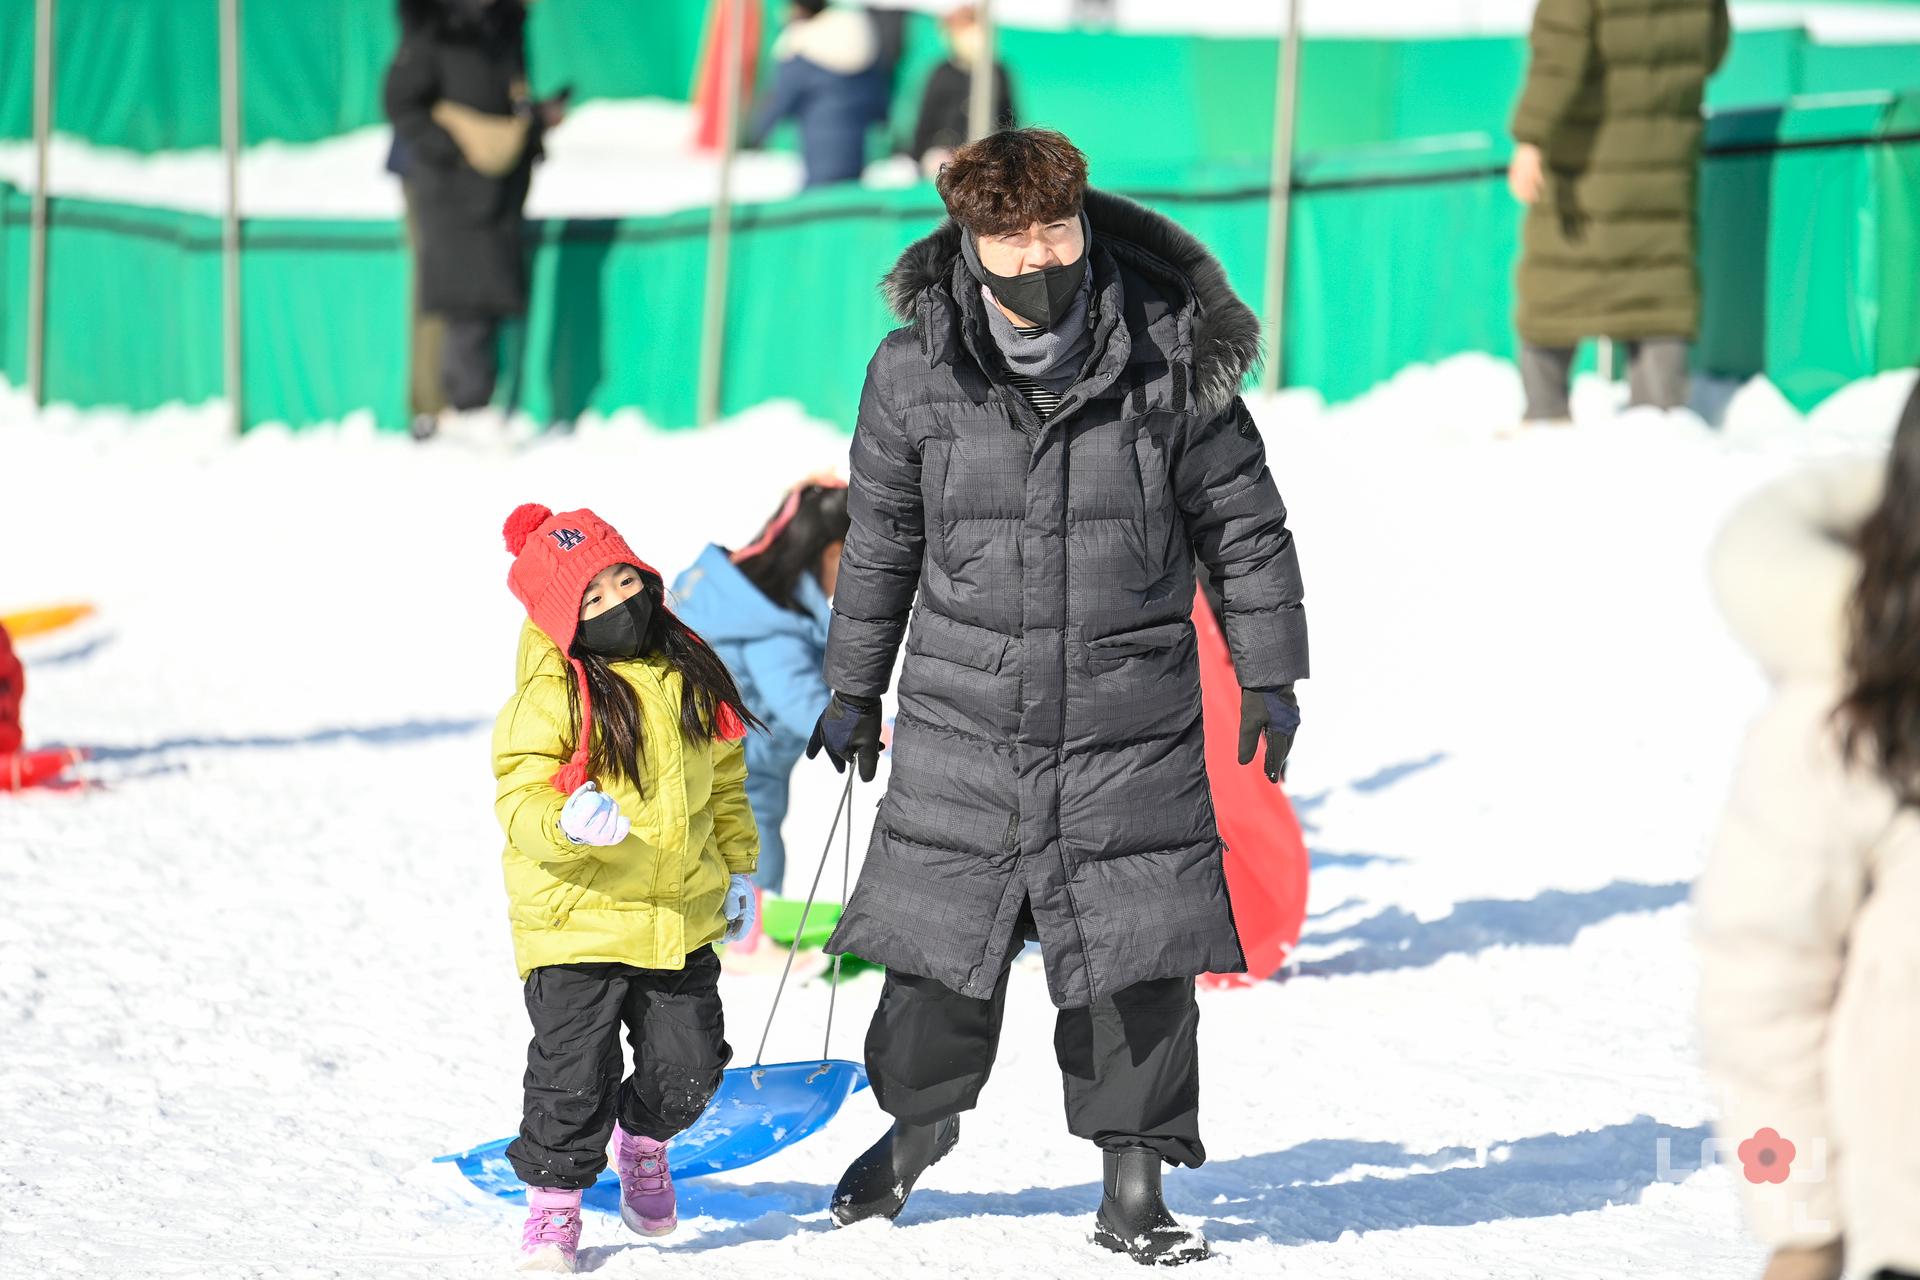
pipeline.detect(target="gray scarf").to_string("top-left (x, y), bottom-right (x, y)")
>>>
top-left (960, 219), bottom-right (1096, 395)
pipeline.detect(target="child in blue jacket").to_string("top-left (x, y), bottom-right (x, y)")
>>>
top-left (671, 478), bottom-right (849, 894)
top-left (746, 2), bottom-right (891, 188)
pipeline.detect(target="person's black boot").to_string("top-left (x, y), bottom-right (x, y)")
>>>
top-left (829, 1116), bottom-right (960, 1226)
top-left (1092, 1148), bottom-right (1211, 1266)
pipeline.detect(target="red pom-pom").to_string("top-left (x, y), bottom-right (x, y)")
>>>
top-left (550, 759), bottom-right (589, 794)
top-left (504, 503), bottom-right (554, 555)
top-left (715, 702), bottom-right (747, 742)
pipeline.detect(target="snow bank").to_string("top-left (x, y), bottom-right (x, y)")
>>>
top-left (0, 101), bottom-right (810, 221)
top-left (886, 0), bottom-right (1920, 41)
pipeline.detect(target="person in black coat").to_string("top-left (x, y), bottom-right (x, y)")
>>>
top-left (808, 129), bottom-right (1307, 1266)
top-left (384, 0), bottom-right (563, 433)
top-left (908, 4), bottom-right (1016, 177)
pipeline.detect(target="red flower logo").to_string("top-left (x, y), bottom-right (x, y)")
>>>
top-left (1738, 1128), bottom-right (1796, 1184)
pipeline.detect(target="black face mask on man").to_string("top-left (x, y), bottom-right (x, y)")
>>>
top-left (967, 212), bottom-right (1091, 330)
top-left (974, 250), bottom-right (1087, 330)
top-left (575, 590), bottom-right (656, 661)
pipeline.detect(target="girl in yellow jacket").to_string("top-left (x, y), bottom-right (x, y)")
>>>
top-left (492, 502), bottom-right (762, 1273)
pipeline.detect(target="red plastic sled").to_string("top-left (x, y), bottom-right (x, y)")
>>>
top-left (1195, 587), bottom-right (1308, 985)
top-left (2, 747), bottom-right (86, 792)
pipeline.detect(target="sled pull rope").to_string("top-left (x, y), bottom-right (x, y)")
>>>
top-left (751, 769), bottom-right (855, 1076)
top-left (818, 769), bottom-right (854, 1068)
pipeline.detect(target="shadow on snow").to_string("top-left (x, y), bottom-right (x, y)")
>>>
top-left (618, 1116), bottom-right (1711, 1254)
top-left (83, 716), bottom-right (490, 763)
top-left (1289, 880), bottom-right (1692, 979)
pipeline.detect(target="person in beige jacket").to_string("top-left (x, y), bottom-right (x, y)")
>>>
top-left (1697, 381), bottom-right (1920, 1280)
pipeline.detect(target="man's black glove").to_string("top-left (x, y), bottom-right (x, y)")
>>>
top-left (806, 692), bottom-right (883, 782)
top-left (1237, 685), bottom-right (1300, 784)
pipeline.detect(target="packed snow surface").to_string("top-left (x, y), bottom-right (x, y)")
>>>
top-left (3, 357), bottom-right (1916, 1278)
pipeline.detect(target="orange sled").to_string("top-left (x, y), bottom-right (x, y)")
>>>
top-left (1, 603), bottom-right (95, 640)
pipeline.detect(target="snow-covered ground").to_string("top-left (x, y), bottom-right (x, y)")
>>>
top-left (4, 2), bottom-right (1917, 222)
top-left (3, 358), bottom-right (1915, 1279)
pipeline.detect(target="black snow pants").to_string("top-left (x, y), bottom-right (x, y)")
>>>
top-left (507, 949), bottom-right (731, 1190)
top-left (863, 904), bottom-right (1206, 1168)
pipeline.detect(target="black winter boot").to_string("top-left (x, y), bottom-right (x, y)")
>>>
top-left (1092, 1148), bottom-right (1211, 1266)
top-left (829, 1116), bottom-right (960, 1226)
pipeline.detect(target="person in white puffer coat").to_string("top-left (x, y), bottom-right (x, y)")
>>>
top-left (1696, 380), bottom-right (1920, 1280)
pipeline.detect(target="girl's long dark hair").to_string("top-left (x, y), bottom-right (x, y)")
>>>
top-left (736, 483), bottom-right (851, 614)
top-left (1838, 379), bottom-right (1920, 804)
top-left (567, 572), bottom-right (765, 794)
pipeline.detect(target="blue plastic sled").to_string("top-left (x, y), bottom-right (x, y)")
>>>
top-left (437, 1060), bottom-right (868, 1220)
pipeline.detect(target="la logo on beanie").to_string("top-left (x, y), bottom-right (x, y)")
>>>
top-left (548, 527), bottom-right (587, 551)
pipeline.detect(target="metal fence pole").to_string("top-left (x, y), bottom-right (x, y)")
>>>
top-left (696, 0), bottom-right (749, 428)
top-left (220, 0), bottom-right (244, 433)
top-left (26, 0), bottom-right (55, 408)
top-left (967, 0), bottom-right (997, 142)
top-left (1259, 0), bottom-right (1304, 396)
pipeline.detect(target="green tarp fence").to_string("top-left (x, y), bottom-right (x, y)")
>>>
top-left (0, 0), bottom-right (714, 153)
top-left (5, 0), bottom-right (1920, 176)
top-left (4, 93), bottom-right (1914, 431)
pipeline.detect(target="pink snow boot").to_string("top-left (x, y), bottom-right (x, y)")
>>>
top-left (613, 1124), bottom-right (677, 1237)
top-left (518, 1186), bottom-right (582, 1273)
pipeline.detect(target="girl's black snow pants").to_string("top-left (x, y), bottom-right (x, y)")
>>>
top-left (507, 949), bottom-right (731, 1190)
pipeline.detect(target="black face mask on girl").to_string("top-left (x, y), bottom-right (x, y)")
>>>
top-left (575, 591), bottom-right (655, 661)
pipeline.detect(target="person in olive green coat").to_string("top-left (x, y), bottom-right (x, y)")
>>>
top-left (1509, 0), bottom-right (1731, 422)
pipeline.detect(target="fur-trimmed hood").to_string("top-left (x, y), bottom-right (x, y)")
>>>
top-left (1710, 458), bottom-right (1880, 683)
top-left (880, 189), bottom-right (1262, 415)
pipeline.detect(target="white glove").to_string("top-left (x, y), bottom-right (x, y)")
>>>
top-left (722, 875), bottom-right (759, 943)
top-left (558, 782), bottom-right (631, 846)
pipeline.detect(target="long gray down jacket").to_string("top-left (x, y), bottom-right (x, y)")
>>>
top-left (823, 189), bottom-right (1310, 1008)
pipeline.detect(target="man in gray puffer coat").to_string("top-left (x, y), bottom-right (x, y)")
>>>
top-left (806, 129), bottom-right (1308, 1265)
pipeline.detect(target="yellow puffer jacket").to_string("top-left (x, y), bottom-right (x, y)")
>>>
top-left (492, 621), bottom-right (758, 978)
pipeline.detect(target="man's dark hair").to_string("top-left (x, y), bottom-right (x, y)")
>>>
top-left (935, 128), bottom-right (1089, 237)
top-left (791, 0), bottom-right (828, 17)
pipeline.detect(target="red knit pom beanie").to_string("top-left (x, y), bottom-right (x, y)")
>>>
top-left (503, 503), bottom-right (661, 794)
